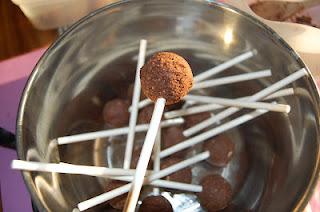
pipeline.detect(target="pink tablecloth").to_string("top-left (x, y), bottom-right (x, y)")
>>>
top-left (0, 48), bottom-right (45, 212)
top-left (0, 48), bottom-right (319, 212)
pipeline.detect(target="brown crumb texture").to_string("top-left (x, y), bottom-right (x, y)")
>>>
top-left (160, 157), bottom-right (192, 184)
top-left (104, 180), bottom-right (127, 210)
top-left (139, 195), bottom-right (173, 212)
top-left (140, 52), bottom-right (193, 105)
top-left (204, 135), bottom-right (235, 167)
top-left (103, 99), bottom-right (130, 127)
top-left (162, 126), bottom-right (188, 157)
top-left (198, 174), bottom-right (232, 211)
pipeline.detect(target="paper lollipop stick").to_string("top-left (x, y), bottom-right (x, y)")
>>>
top-left (124, 52), bottom-right (194, 212)
top-left (124, 39), bottom-right (147, 169)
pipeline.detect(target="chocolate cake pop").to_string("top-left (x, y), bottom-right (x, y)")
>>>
top-left (162, 126), bottom-right (188, 157)
top-left (184, 112), bottom-right (211, 129)
top-left (138, 104), bottom-right (155, 124)
top-left (160, 157), bottom-right (192, 184)
top-left (204, 134), bottom-right (235, 167)
top-left (198, 174), bottom-right (232, 211)
top-left (104, 180), bottom-right (127, 210)
top-left (140, 52), bottom-right (193, 105)
top-left (139, 195), bottom-right (173, 212)
top-left (126, 52), bottom-right (193, 211)
top-left (103, 99), bottom-right (130, 128)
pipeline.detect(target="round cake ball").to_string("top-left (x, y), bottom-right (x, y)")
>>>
top-left (163, 126), bottom-right (188, 157)
top-left (160, 157), bottom-right (192, 184)
top-left (103, 99), bottom-right (130, 127)
top-left (140, 52), bottom-right (193, 105)
top-left (138, 104), bottom-right (155, 124)
top-left (139, 196), bottom-right (173, 212)
top-left (204, 134), bottom-right (235, 167)
top-left (184, 112), bottom-right (211, 129)
top-left (198, 174), bottom-right (232, 211)
top-left (104, 180), bottom-right (127, 210)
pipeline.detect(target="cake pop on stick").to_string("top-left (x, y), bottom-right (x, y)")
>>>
top-left (130, 67), bottom-right (268, 112)
top-left (129, 50), bottom-right (257, 112)
top-left (124, 52), bottom-right (193, 212)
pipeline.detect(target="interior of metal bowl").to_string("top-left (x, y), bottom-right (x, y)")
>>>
top-left (16, 0), bottom-right (320, 211)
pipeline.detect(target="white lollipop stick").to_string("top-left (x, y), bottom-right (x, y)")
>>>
top-left (150, 180), bottom-right (202, 192)
top-left (194, 50), bottom-right (257, 82)
top-left (124, 39), bottom-right (147, 169)
top-left (11, 160), bottom-right (136, 177)
top-left (184, 68), bottom-right (307, 136)
top-left (152, 128), bottom-right (161, 195)
top-left (77, 151), bottom-right (209, 211)
top-left (56, 118), bottom-right (183, 145)
top-left (192, 69), bottom-right (271, 89)
top-left (124, 98), bottom-right (166, 212)
top-left (135, 84), bottom-right (294, 112)
top-left (265, 88), bottom-right (295, 99)
top-left (160, 109), bottom-right (268, 159)
top-left (164, 88), bottom-right (295, 119)
top-left (109, 177), bottom-right (202, 193)
top-left (129, 98), bottom-right (152, 112)
top-left (184, 95), bottom-right (290, 113)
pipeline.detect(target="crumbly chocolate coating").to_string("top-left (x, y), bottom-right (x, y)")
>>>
top-left (138, 104), bottom-right (155, 124)
top-left (198, 174), bottom-right (232, 211)
top-left (184, 112), bottom-right (211, 129)
top-left (160, 157), bottom-right (192, 184)
top-left (162, 126), bottom-right (188, 157)
top-left (139, 196), bottom-right (173, 212)
top-left (204, 135), bottom-right (235, 167)
top-left (140, 52), bottom-right (193, 105)
top-left (103, 99), bottom-right (130, 127)
top-left (104, 180), bottom-right (127, 210)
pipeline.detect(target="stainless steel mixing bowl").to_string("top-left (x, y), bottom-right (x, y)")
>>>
top-left (16, 0), bottom-right (320, 211)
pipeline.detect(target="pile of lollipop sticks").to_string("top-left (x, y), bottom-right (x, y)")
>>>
top-left (12, 39), bottom-right (307, 211)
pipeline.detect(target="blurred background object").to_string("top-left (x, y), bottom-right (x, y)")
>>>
top-left (0, 0), bottom-right (116, 61)
top-left (248, 0), bottom-right (320, 27)
top-left (0, 0), bottom-right (56, 60)
top-left (11, 0), bottom-right (116, 30)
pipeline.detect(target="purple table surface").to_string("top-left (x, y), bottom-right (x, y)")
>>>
top-left (0, 48), bottom-right (45, 212)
